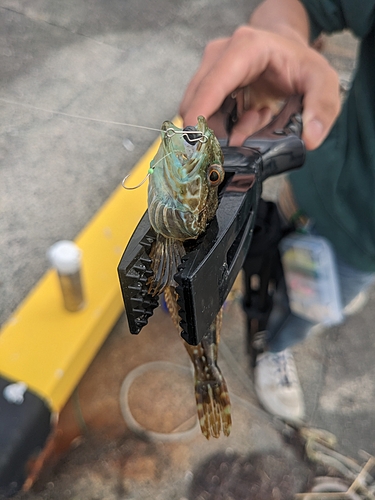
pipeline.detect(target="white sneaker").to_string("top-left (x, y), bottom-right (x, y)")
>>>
top-left (343, 291), bottom-right (368, 316)
top-left (254, 349), bottom-right (305, 424)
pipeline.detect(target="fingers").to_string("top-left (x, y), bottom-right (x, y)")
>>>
top-left (179, 37), bottom-right (230, 123)
top-left (229, 107), bottom-right (273, 145)
top-left (181, 27), bottom-right (271, 126)
top-left (180, 25), bottom-right (342, 150)
top-left (299, 55), bottom-right (341, 149)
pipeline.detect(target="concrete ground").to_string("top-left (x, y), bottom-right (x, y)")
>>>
top-left (2, 0), bottom-right (375, 499)
top-left (0, 0), bottom-right (254, 328)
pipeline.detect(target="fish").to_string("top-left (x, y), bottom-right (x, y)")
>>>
top-left (147, 116), bottom-right (232, 439)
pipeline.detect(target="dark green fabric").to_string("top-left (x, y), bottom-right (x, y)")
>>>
top-left (300, 0), bottom-right (375, 39)
top-left (289, 0), bottom-right (375, 271)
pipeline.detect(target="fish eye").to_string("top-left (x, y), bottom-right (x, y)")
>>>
top-left (207, 164), bottom-right (224, 186)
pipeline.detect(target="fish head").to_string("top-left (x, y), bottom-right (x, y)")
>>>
top-left (148, 116), bottom-right (224, 240)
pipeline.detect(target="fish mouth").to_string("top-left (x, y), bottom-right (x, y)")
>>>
top-left (160, 118), bottom-right (209, 175)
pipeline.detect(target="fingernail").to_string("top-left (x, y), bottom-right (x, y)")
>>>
top-left (305, 118), bottom-right (324, 148)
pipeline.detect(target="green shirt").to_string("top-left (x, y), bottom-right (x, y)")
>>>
top-left (290, 0), bottom-right (375, 271)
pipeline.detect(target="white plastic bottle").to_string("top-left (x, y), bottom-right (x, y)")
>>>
top-left (47, 240), bottom-right (85, 312)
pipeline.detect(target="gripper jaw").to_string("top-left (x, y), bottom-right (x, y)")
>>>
top-left (118, 215), bottom-right (159, 334)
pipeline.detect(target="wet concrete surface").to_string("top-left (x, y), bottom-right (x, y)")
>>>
top-left (2, 1), bottom-right (375, 498)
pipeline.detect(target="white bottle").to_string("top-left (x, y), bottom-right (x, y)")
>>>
top-left (47, 240), bottom-right (85, 312)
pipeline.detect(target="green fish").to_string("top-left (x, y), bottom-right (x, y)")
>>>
top-left (147, 117), bottom-right (231, 439)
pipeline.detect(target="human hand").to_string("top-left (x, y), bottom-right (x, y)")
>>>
top-left (180, 26), bottom-right (341, 150)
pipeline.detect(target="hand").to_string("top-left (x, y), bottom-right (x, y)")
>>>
top-left (179, 26), bottom-right (341, 150)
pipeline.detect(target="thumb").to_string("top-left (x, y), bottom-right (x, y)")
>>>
top-left (299, 53), bottom-right (341, 150)
top-left (301, 82), bottom-right (341, 150)
top-left (302, 116), bottom-right (326, 150)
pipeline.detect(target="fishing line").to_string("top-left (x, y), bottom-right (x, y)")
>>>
top-left (0, 97), bottom-right (207, 141)
top-left (1, 96), bottom-right (208, 190)
top-left (0, 96), bottom-right (163, 132)
top-left (121, 131), bottom-right (207, 190)
top-left (121, 151), bottom-right (173, 190)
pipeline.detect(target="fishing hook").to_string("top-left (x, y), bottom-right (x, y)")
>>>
top-left (121, 151), bottom-right (173, 190)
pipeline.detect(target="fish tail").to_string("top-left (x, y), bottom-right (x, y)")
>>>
top-left (164, 288), bottom-right (231, 439)
top-left (184, 312), bottom-right (232, 439)
top-left (193, 357), bottom-right (232, 439)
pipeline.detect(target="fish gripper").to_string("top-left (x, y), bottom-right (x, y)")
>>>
top-left (117, 214), bottom-right (159, 334)
top-left (118, 95), bottom-right (305, 345)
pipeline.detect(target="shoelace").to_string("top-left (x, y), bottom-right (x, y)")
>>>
top-left (272, 352), bottom-right (298, 388)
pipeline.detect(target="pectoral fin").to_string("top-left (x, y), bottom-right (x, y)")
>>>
top-left (148, 235), bottom-right (185, 296)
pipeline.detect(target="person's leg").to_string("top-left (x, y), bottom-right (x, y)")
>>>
top-left (252, 179), bottom-right (375, 422)
top-left (254, 253), bottom-right (375, 423)
top-left (338, 256), bottom-right (375, 314)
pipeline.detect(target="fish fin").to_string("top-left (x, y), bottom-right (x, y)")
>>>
top-left (148, 235), bottom-right (185, 296)
top-left (164, 288), bottom-right (231, 439)
top-left (164, 286), bottom-right (181, 330)
top-left (184, 311), bottom-right (232, 439)
top-left (193, 361), bottom-right (232, 439)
